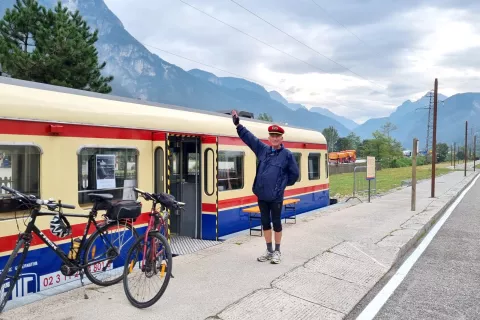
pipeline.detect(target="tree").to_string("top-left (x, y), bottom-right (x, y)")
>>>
top-left (381, 121), bottom-right (397, 138)
top-left (257, 113), bottom-right (273, 122)
top-left (335, 137), bottom-right (351, 151)
top-left (322, 126), bottom-right (339, 152)
top-left (359, 131), bottom-right (403, 160)
top-left (0, 0), bottom-right (113, 93)
top-left (436, 143), bottom-right (449, 162)
top-left (346, 132), bottom-right (361, 150)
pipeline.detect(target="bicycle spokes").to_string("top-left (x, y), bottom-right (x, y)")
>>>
top-left (123, 232), bottom-right (172, 308)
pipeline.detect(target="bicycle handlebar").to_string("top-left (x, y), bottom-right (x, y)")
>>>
top-left (134, 188), bottom-right (185, 209)
top-left (1, 186), bottom-right (76, 210)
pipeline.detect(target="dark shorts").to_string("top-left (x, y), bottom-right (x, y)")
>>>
top-left (258, 200), bottom-right (282, 232)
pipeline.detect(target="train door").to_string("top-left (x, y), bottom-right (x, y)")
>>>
top-left (167, 134), bottom-right (201, 238)
top-left (201, 136), bottom-right (218, 240)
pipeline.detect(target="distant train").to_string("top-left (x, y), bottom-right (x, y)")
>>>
top-left (0, 76), bottom-right (330, 301)
top-left (329, 150), bottom-right (357, 164)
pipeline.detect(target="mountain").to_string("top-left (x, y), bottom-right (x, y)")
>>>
top-left (309, 106), bottom-right (359, 131)
top-left (268, 91), bottom-right (307, 111)
top-left (0, 0), bottom-right (353, 137)
top-left (353, 91), bottom-right (480, 150)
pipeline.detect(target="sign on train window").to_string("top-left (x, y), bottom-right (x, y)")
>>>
top-left (0, 145), bottom-right (41, 213)
top-left (308, 153), bottom-right (320, 180)
top-left (293, 152), bottom-right (301, 182)
top-left (218, 151), bottom-right (244, 191)
top-left (78, 147), bottom-right (138, 205)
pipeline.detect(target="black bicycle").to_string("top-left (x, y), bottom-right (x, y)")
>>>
top-left (0, 185), bottom-right (140, 313)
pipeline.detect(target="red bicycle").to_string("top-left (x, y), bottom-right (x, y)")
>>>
top-left (122, 188), bottom-right (184, 308)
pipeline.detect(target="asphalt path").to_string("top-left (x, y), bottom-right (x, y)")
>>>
top-left (355, 174), bottom-right (480, 319)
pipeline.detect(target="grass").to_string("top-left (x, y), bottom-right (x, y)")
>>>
top-left (329, 163), bottom-right (452, 197)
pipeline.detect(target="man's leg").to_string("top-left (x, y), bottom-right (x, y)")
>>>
top-left (257, 200), bottom-right (273, 262)
top-left (271, 201), bottom-right (283, 264)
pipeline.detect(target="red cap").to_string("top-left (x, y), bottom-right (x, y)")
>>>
top-left (268, 124), bottom-right (284, 135)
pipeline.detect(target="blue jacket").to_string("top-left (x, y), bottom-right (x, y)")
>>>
top-left (236, 124), bottom-right (299, 202)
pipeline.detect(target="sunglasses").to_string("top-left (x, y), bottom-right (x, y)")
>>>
top-left (269, 133), bottom-right (282, 137)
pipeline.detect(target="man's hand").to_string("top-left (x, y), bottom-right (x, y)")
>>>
top-left (232, 110), bottom-right (240, 126)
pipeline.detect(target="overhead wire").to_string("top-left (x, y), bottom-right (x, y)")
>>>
top-left (227, 0), bottom-right (386, 89)
top-left (310, 0), bottom-right (371, 48)
top-left (142, 42), bottom-right (352, 109)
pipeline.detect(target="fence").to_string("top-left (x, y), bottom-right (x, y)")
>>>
top-left (352, 166), bottom-right (376, 199)
top-left (328, 162), bottom-right (381, 175)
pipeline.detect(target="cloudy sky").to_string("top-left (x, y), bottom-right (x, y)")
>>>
top-left (103, 0), bottom-right (480, 124)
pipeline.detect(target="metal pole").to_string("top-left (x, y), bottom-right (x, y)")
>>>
top-left (454, 142), bottom-right (456, 169)
top-left (451, 144), bottom-right (453, 166)
top-left (465, 121), bottom-right (468, 176)
top-left (474, 135), bottom-right (476, 172)
top-left (431, 78), bottom-right (438, 198)
top-left (412, 138), bottom-right (418, 211)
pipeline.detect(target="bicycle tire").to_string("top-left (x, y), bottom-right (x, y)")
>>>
top-left (83, 220), bottom-right (138, 286)
top-left (123, 231), bottom-right (172, 308)
top-left (0, 239), bottom-right (27, 313)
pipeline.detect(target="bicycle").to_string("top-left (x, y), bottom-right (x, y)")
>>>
top-left (122, 187), bottom-right (185, 308)
top-left (0, 185), bottom-right (140, 313)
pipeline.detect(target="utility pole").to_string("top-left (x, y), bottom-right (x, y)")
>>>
top-left (425, 91), bottom-right (434, 161)
top-left (454, 142), bottom-right (456, 168)
top-left (431, 78), bottom-right (438, 198)
top-left (474, 135), bottom-right (476, 172)
top-left (412, 138), bottom-right (418, 211)
top-left (450, 144), bottom-right (453, 166)
top-left (465, 121), bottom-right (468, 177)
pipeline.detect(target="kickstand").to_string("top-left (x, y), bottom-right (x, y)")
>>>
top-left (79, 270), bottom-right (89, 299)
top-left (171, 273), bottom-right (174, 278)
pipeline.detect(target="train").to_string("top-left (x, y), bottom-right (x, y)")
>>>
top-left (0, 76), bottom-right (330, 304)
top-left (328, 149), bottom-right (357, 164)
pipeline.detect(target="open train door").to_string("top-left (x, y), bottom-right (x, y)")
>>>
top-left (200, 135), bottom-right (218, 240)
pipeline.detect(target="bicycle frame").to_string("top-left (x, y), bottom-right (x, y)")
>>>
top-left (140, 201), bottom-right (169, 270)
top-left (19, 207), bottom-right (120, 270)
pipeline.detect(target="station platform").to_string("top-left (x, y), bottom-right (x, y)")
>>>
top-left (2, 168), bottom-right (478, 320)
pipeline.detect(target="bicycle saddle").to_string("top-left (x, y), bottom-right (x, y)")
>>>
top-left (88, 193), bottom-right (114, 202)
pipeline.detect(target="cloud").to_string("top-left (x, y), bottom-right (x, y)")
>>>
top-left (103, 0), bottom-right (480, 123)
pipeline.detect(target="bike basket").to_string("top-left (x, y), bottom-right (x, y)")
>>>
top-left (106, 200), bottom-right (142, 220)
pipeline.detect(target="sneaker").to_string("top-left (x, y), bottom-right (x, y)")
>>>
top-left (271, 250), bottom-right (281, 264)
top-left (257, 250), bottom-right (273, 262)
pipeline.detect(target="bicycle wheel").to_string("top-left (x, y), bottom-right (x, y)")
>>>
top-left (123, 231), bottom-right (173, 308)
top-left (0, 238), bottom-right (29, 313)
top-left (83, 220), bottom-right (138, 286)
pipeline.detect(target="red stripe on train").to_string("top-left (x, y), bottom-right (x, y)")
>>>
top-left (0, 119), bottom-right (162, 141)
top-left (218, 136), bottom-right (326, 150)
top-left (218, 184), bottom-right (329, 209)
top-left (0, 213), bottom-right (151, 253)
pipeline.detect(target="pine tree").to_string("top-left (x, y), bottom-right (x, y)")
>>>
top-left (0, 0), bottom-right (44, 79)
top-left (0, 0), bottom-right (113, 93)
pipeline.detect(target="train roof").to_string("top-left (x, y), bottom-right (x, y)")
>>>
top-left (0, 76), bottom-right (326, 144)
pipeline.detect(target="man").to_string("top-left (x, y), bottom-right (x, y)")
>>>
top-left (232, 110), bottom-right (299, 264)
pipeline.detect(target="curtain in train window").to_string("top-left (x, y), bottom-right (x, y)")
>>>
top-left (0, 145), bottom-right (41, 213)
top-left (78, 147), bottom-right (138, 204)
top-left (218, 151), bottom-right (244, 191)
top-left (293, 152), bottom-right (301, 182)
top-left (308, 153), bottom-right (320, 180)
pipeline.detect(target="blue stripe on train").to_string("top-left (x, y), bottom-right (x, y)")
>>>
top-left (215, 190), bottom-right (329, 238)
top-left (0, 225), bottom-right (142, 304)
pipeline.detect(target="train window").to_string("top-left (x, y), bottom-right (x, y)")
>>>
top-left (204, 148), bottom-right (215, 196)
top-left (77, 147), bottom-right (138, 205)
top-left (0, 145), bottom-right (41, 212)
top-left (325, 152), bottom-right (329, 178)
top-left (308, 153), bottom-right (320, 180)
top-left (154, 147), bottom-right (164, 194)
top-left (218, 151), bottom-right (244, 191)
top-left (293, 153), bottom-right (301, 182)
